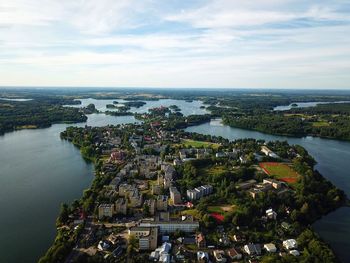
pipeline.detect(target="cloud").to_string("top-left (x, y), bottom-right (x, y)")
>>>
top-left (0, 0), bottom-right (349, 88)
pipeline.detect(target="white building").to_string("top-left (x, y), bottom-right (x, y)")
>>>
top-left (283, 239), bottom-right (298, 250)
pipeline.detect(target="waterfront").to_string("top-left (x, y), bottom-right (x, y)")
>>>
top-left (186, 119), bottom-right (350, 262)
top-left (0, 101), bottom-right (350, 262)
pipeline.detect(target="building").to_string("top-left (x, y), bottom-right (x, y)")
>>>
top-left (157, 195), bottom-right (168, 211)
top-left (129, 189), bottom-right (143, 207)
top-left (289, 250), bottom-right (300, 256)
top-left (128, 227), bottom-right (158, 250)
top-left (119, 183), bottom-right (136, 197)
top-left (213, 250), bottom-right (227, 262)
top-left (186, 185), bottom-right (213, 201)
top-left (266, 209), bottom-right (277, 220)
top-left (261, 146), bottom-right (279, 158)
top-left (236, 179), bottom-right (257, 190)
top-left (244, 244), bottom-right (261, 255)
top-left (152, 184), bottom-right (162, 195)
top-left (98, 204), bottom-right (114, 219)
top-left (144, 199), bottom-right (156, 215)
top-left (227, 247), bottom-right (242, 260)
top-left (109, 150), bottom-right (126, 163)
top-left (197, 251), bottom-right (209, 263)
top-left (263, 178), bottom-right (284, 189)
top-left (169, 187), bottom-right (181, 205)
top-left (115, 198), bottom-right (127, 215)
top-left (139, 218), bottom-right (199, 233)
top-left (196, 233), bottom-right (206, 248)
top-left (283, 239), bottom-right (297, 250)
top-left (264, 243), bottom-right (277, 253)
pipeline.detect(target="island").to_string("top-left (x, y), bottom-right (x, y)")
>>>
top-left (40, 104), bottom-right (345, 263)
top-left (0, 97), bottom-right (86, 135)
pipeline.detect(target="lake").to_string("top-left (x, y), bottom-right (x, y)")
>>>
top-left (0, 100), bottom-right (349, 262)
top-left (273, 101), bottom-right (350, 111)
top-left (68, 98), bottom-right (208, 116)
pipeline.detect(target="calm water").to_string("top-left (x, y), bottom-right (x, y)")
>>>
top-left (1, 99), bottom-right (349, 262)
top-left (0, 113), bottom-right (140, 262)
top-left (273, 101), bottom-right (350, 111)
top-left (186, 119), bottom-right (350, 262)
top-left (69, 98), bottom-right (208, 116)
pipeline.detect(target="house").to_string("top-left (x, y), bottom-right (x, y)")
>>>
top-left (197, 251), bottom-right (209, 263)
top-left (115, 198), bottom-right (127, 215)
top-left (244, 244), bottom-right (261, 255)
top-left (283, 239), bottom-right (297, 250)
top-left (196, 233), bottom-right (206, 248)
top-left (239, 156), bottom-right (248, 164)
top-left (169, 186), bottom-right (182, 205)
top-left (266, 208), bottom-right (277, 220)
top-left (213, 250), bottom-right (227, 262)
top-left (128, 227), bottom-right (158, 250)
top-left (249, 188), bottom-right (263, 199)
top-left (264, 243), bottom-right (277, 253)
top-left (157, 195), bottom-right (168, 211)
top-left (289, 250), bottom-right (300, 256)
top-left (227, 247), bottom-right (242, 260)
top-left (98, 204), bottom-right (114, 219)
top-left (173, 158), bottom-right (182, 166)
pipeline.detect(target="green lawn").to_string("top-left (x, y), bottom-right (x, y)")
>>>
top-left (312, 121), bottom-right (330, 127)
top-left (199, 165), bottom-right (229, 178)
top-left (182, 139), bottom-right (220, 149)
top-left (207, 205), bottom-right (235, 215)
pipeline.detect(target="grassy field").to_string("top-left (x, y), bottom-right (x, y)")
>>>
top-left (259, 162), bottom-right (300, 184)
top-left (207, 205), bottom-right (235, 214)
top-left (199, 164), bottom-right (230, 178)
top-left (312, 121), bottom-right (330, 127)
top-left (181, 139), bottom-right (220, 149)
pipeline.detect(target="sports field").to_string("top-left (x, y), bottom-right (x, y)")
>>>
top-left (259, 162), bottom-right (300, 184)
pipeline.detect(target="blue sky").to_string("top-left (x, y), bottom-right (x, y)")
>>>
top-left (0, 0), bottom-right (349, 89)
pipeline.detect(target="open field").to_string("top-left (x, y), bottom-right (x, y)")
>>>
top-left (199, 164), bottom-right (230, 178)
top-left (312, 121), bottom-right (330, 127)
top-left (181, 139), bottom-right (220, 149)
top-left (259, 162), bottom-right (300, 184)
top-left (208, 205), bottom-right (235, 214)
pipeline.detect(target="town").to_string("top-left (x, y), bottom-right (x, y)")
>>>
top-left (40, 105), bottom-right (345, 263)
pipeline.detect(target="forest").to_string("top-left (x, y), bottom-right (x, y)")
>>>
top-left (0, 97), bottom-right (87, 134)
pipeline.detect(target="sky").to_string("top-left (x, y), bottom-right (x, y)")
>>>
top-left (0, 0), bottom-right (350, 89)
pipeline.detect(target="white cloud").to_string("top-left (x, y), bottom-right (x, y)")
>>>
top-left (0, 0), bottom-right (349, 88)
